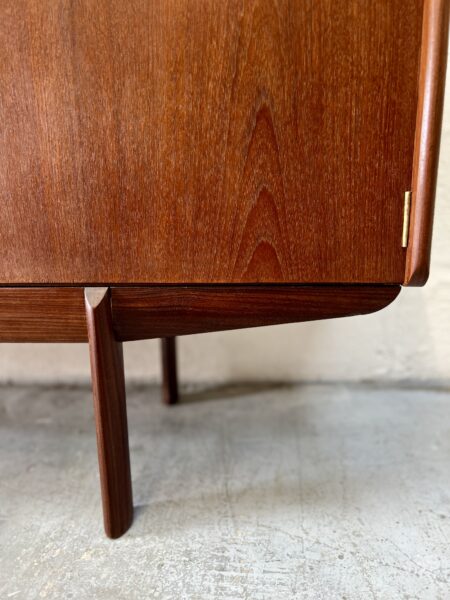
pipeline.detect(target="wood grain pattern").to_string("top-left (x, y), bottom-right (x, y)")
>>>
top-left (405, 0), bottom-right (450, 286)
top-left (0, 287), bottom-right (86, 342)
top-left (111, 285), bottom-right (401, 342)
top-left (0, 285), bottom-right (400, 343)
top-left (161, 337), bottom-right (179, 405)
top-left (0, 0), bottom-right (423, 284)
top-left (85, 288), bottom-right (133, 538)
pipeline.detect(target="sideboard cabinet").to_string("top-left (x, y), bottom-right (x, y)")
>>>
top-left (0, 0), bottom-right (448, 537)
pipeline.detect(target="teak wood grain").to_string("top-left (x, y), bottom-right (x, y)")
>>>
top-left (405, 0), bottom-right (450, 286)
top-left (0, 285), bottom-right (401, 343)
top-left (0, 0), bottom-right (424, 285)
top-left (111, 285), bottom-right (401, 341)
top-left (85, 288), bottom-right (133, 538)
top-left (0, 287), bottom-right (86, 342)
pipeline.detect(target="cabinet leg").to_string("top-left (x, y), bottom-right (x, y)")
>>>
top-left (85, 288), bottom-right (133, 538)
top-left (161, 337), bottom-right (179, 405)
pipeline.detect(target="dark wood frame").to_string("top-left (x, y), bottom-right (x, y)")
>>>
top-left (0, 285), bottom-right (401, 343)
top-left (0, 284), bottom-right (400, 537)
top-left (405, 0), bottom-right (450, 285)
top-left (85, 288), bottom-right (133, 538)
top-left (0, 0), bottom-right (448, 538)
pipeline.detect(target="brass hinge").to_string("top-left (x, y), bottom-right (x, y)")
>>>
top-left (402, 191), bottom-right (412, 248)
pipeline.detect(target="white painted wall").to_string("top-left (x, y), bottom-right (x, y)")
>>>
top-left (1, 58), bottom-right (449, 386)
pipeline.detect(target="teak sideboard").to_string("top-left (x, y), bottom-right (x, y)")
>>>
top-left (0, 0), bottom-right (448, 538)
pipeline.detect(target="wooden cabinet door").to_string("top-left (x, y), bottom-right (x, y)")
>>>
top-left (0, 0), bottom-right (424, 284)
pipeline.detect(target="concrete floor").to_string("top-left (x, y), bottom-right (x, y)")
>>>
top-left (0, 383), bottom-right (449, 599)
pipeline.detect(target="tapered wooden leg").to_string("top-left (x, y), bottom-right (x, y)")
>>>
top-left (161, 337), bottom-right (179, 405)
top-left (85, 287), bottom-right (133, 538)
